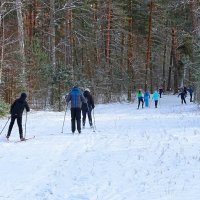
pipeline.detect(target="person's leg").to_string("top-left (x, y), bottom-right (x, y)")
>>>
top-left (76, 108), bottom-right (81, 133)
top-left (137, 99), bottom-right (141, 109)
top-left (16, 116), bottom-right (23, 139)
top-left (155, 100), bottom-right (158, 108)
top-left (184, 98), bottom-right (186, 104)
top-left (144, 98), bottom-right (148, 107)
top-left (181, 98), bottom-right (184, 104)
top-left (190, 94), bottom-right (192, 102)
top-left (7, 116), bottom-right (16, 138)
top-left (88, 108), bottom-right (93, 126)
top-left (141, 99), bottom-right (144, 108)
top-left (82, 110), bottom-right (86, 127)
top-left (71, 108), bottom-right (76, 133)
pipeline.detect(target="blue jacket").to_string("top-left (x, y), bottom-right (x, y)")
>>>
top-left (66, 87), bottom-right (86, 108)
top-left (187, 88), bottom-right (193, 95)
top-left (144, 92), bottom-right (150, 100)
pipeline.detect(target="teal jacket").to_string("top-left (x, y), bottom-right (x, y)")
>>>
top-left (152, 91), bottom-right (159, 101)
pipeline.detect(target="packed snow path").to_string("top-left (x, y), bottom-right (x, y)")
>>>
top-left (0, 95), bottom-right (200, 200)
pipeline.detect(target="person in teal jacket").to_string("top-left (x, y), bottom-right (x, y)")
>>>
top-left (152, 90), bottom-right (159, 108)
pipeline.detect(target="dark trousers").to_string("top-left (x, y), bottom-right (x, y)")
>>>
top-left (181, 98), bottom-right (186, 104)
top-left (82, 109), bottom-right (92, 126)
top-left (7, 115), bottom-right (23, 139)
top-left (189, 94), bottom-right (193, 102)
top-left (71, 108), bottom-right (81, 133)
top-left (138, 98), bottom-right (144, 109)
top-left (155, 100), bottom-right (158, 108)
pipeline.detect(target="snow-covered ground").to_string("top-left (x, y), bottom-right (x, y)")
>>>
top-left (0, 94), bottom-right (200, 200)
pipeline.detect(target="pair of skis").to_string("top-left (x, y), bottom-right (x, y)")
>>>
top-left (6, 136), bottom-right (35, 143)
top-left (15, 136), bottom-right (35, 143)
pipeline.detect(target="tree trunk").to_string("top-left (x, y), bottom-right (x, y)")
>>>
top-left (65, 2), bottom-right (73, 82)
top-left (145, 1), bottom-right (153, 92)
top-left (162, 44), bottom-right (167, 91)
top-left (49, 0), bottom-right (56, 105)
top-left (0, 13), bottom-right (4, 84)
top-left (167, 48), bottom-right (172, 91)
top-left (171, 28), bottom-right (178, 93)
top-left (16, 0), bottom-right (26, 89)
top-left (127, 16), bottom-right (133, 101)
top-left (106, 0), bottom-right (112, 64)
top-left (189, 0), bottom-right (198, 37)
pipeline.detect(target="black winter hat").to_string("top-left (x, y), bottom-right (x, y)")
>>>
top-left (20, 93), bottom-right (27, 99)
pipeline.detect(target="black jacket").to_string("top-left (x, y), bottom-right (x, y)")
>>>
top-left (178, 92), bottom-right (186, 99)
top-left (81, 91), bottom-right (94, 111)
top-left (10, 93), bottom-right (30, 117)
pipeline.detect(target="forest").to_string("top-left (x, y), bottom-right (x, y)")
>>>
top-left (0, 0), bottom-right (199, 111)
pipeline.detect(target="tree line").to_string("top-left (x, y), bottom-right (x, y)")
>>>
top-left (0, 0), bottom-right (199, 110)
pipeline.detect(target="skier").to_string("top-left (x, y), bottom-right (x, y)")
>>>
top-left (6, 93), bottom-right (30, 141)
top-left (159, 87), bottom-right (163, 98)
top-left (144, 90), bottom-right (150, 107)
top-left (137, 89), bottom-right (144, 109)
top-left (187, 87), bottom-right (193, 102)
top-left (81, 88), bottom-right (95, 128)
top-left (66, 86), bottom-right (86, 134)
top-left (152, 90), bottom-right (159, 108)
top-left (183, 86), bottom-right (187, 96)
top-left (178, 89), bottom-right (187, 104)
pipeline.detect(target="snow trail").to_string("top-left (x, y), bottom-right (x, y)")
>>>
top-left (0, 95), bottom-right (200, 200)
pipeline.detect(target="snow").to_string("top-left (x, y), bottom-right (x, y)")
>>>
top-left (0, 94), bottom-right (200, 200)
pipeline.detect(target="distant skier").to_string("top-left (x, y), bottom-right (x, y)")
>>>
top-left (152, 90), bottom-right (159, 108)
top-left (144, 91), bottom-right (150, 107)
top-left (159, 87), bottom-right (163, 98)
top-left (6, 93), bottom-right (30, 141)
top-left (66, 86), bottom-right (86, 134)
top-left (137, 89), bottom-right (144, 109)
top-left (81, 88), bottom-right (95, 128)
top-left (187, 87), bottom-right (193, 102)
top-left (183, 86), bottom-right (187, 96)
top-left (178, 89), bottom-right (187, 104)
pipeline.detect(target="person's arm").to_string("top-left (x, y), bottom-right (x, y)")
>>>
top-left (65, 93), bottom-right (71, 103)
top-left (90, 95), bottom-right (95, 109)
top-left (10, 100), bottom-right (16, 114)
top-left (81, 94), bottom-right (86, 104)
top-left (25, 101), bottom-right (30, 112)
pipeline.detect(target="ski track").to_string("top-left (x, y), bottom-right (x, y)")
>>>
top-left (0, 95), bottom-right (200, 200)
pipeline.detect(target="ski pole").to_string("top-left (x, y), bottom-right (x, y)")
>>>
top-left (0, 116), bottom-right (11, 135)
top-left (92, 108), bottom-right (96, 132)
top-left (24, 112), bottom-right (27, 138)
top-left (61, 105), bottom-right (67, 133)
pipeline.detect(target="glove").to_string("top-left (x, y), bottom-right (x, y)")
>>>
top-left (92, 105), bottom-right (95, 109)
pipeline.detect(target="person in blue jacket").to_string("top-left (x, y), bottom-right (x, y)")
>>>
top-left (66, 86), bottom-right (86, 134)
top-left (144, 90), bottom-right (150, 107)
top-left (187, 87), bottom-right (193, 102)
top-left (152, 90), bottom-right (159, 108)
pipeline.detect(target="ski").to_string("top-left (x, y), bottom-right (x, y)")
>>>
top-left (15, 136), bottom-right (35, 143)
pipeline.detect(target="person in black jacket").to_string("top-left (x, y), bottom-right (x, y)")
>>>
top-left (178, 89), bottom-right (187, 104)
top-left (6, 93), bottom-right (30, 141)
top-left (81, 88), bottom-right (95, 128)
